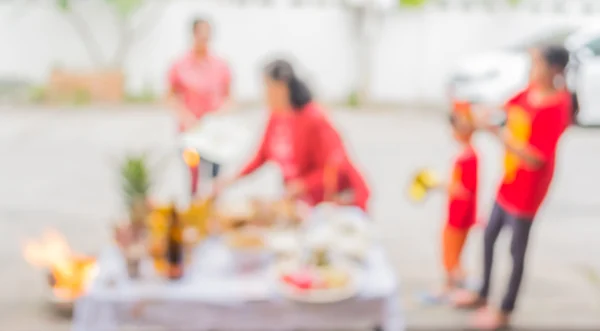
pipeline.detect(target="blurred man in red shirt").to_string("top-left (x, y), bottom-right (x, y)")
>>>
top-left (167, 18), bottom-right (231, 196)
top-left (215, 60), bottom-right (370, 211)
top-left (453, 45), bottom-right (572, 330)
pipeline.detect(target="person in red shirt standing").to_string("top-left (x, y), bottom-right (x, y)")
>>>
top-left (453, 45), bottom-right (572, 330)
top-left (167, 17), bottom-right (232, 197)
top-left (215, 59), bottom-right (370, 211)
top-left (421, 101), bottom-right (479, 303)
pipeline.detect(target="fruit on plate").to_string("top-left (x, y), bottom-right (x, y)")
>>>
top-left (226, 231), bottom-right (264, 249)
top-left (281, 266), bottom-right (350, 291)
top-left (282, 269), bottom-right (316, 290)
top-left (320, 267), bottom-right (350, 288)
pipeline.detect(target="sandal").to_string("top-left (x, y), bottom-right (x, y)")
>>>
top-left (451, 289), bottom-right (487, 310)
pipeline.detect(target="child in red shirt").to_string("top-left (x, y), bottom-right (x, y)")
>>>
top-left (423, 101), bottom-right (478, 303)
top-left (444, 102), bottom-right (478, 289)
top-left (453, 45), bottom-right (572, 330)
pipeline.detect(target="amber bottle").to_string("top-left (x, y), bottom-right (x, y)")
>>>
top-left (166, 204), bottom-right (184, 280)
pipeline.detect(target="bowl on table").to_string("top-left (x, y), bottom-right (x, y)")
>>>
top-left (224, 229), bottom-right (271, 272)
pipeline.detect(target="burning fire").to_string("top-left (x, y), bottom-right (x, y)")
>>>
top-left (23, 230), bottom-right (97, 301)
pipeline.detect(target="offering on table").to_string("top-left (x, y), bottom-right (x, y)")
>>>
top-left (165, 204), bottom-right (184, 280)
top-left (267, 230), bottom-right (301, 260)
top-left (225, 229), bottom-right (265, 249)
top-left (118, 154), bottom-right (154, 279)
top-left (251, 199), bottom-right (301, 226)
top-left (216, 201), bottom-right (255, 232)
top-left (335, 236), bottom-right (369, 263)
top-left (181, 198), bottom-right (213, 239)
top-left (312, 247), bottom-right (331, 267)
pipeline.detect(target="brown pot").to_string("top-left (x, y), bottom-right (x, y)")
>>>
top-left (48, 68), bottom-right (124, 103)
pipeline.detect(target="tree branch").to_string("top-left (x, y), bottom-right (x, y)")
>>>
top-left (65, 4), bottom-right (106, 67)
top-left (109, 0), bottom-right (170, 68)
top-left (131, 0), bottom-right (171, 44)
top-left (111, 15), bottom-right (133, 68)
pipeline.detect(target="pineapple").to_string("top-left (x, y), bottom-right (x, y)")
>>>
top-left (120, 154), bottom-right (152, 225)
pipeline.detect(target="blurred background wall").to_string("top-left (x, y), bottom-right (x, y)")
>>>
top-left (0, 0), bottom-right (598, 107)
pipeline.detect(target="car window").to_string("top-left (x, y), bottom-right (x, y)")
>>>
top-left (583, 37), bottom-right (600, 56)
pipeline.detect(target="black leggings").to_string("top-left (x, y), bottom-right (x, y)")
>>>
top-left (479, 202), bottom-right (533, 313)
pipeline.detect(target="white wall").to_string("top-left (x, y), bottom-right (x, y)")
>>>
top-left (0, 0), bottom-right (598, 106)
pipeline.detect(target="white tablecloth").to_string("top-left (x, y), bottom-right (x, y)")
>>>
top-left (72, 239), bottom-right (404, 331)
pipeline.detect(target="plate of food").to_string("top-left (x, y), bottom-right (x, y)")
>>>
top-left (225, 229), bottom-right (270, 272)
top-left (272, 260), bottom-right (362, 303)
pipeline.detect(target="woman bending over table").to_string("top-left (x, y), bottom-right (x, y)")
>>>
top-left (215, 59), bottom-right (370, 212)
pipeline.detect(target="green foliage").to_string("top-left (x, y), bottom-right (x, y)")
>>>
top-left (55, 0), bottom-right (144, 17)
top-left (106, 0), bottom-right (144, 17)
top-left (28, 86), bottom-right (47, 104)
top-left (399, 0), bottom-right (427, 7)
top-left (125, 86), bottom-right (158, 104)
top-left (346, 90), bottom-right (361, 109)
top-left (56, 0), bottom-right (69, 11)
top-left (584, 267), bottom-right (600, 287)
top-left (72, 89), bottom-right (92, 106)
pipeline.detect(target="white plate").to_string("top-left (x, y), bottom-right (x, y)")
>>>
top-left (271, 261), bottom-right (362, 304)
top-left (180, 115), bottom-right (251, 163)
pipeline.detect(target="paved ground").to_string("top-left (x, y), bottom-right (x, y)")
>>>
top-left (0, 107), bottom-right (599, 330)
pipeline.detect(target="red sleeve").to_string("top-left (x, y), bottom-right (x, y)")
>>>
top-left (528, 102), bottom-right (569, 162)
top-left (504, 88), bottom-right (528, 111)
top-left (237, 117), bottom-right (271, 177)
top-left (299, 116), bottom-right (346, 193)
top-left (344, 162), bottom-right (371, 211)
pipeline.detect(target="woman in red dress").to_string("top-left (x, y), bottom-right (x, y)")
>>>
top-left (216, 60), bottom-right (370, 211)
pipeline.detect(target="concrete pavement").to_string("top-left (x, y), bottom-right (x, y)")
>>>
top-left (0, 107), bottom-right (599, 330)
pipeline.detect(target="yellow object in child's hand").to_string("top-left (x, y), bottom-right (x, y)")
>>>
top-left (408, 169), bottom-right (440, 202)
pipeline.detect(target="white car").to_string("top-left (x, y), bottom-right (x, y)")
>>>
top-left (448, 24), bottom-right (600, 126)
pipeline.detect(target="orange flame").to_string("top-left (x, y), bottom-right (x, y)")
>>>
top-left (22, 230), bottom-right (97, 301)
